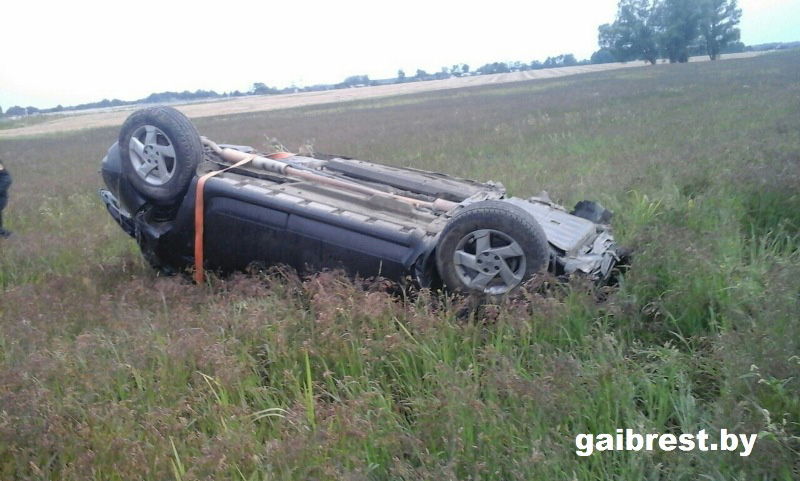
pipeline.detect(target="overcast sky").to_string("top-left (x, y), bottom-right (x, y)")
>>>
top-left (1, 0), bottom-right (798, 109)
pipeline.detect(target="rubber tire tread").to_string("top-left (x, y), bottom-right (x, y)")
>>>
top-left (436, 200), bottom-right (549, 295)
top-left (119, 106), bottom-right (204, 206)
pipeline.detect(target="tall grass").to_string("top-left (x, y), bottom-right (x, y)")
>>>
top-left (0, 50), bottom-right (798, 479)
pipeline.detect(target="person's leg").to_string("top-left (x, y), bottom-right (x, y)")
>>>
top-left (0, 196), bottom-right (10, 236)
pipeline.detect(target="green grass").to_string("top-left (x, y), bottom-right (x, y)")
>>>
top-left (0, 50), bottom-right (798, 480)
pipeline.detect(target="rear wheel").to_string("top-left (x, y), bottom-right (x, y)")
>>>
top-left (436, 201), bottom-right (549, 296)
top-left (119, 106), bottom-right (204, 206)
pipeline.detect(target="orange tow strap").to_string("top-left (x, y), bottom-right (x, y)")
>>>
top-left (194, 155), bottom-right (256, 283)
top-left (193, 152), bottom-right (294, 283)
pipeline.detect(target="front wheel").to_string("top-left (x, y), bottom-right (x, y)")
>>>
top-left (435, 201), bottom-right (549, 296)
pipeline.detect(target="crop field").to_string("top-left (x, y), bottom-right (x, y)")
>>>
top-left (0, 51), bottom-right (798, 480)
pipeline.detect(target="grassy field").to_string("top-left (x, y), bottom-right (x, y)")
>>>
top-left (0, 51), bottom-right (798, 480)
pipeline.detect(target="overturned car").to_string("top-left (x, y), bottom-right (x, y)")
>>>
top-left (100, 106), bottom-right (625, 295)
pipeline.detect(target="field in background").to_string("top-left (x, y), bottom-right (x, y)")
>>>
top-left (0, 52), bottom-right (764, 139)
top-left (0, 51), bottom-right (798, 480)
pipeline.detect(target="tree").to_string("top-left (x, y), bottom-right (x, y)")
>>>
top-left (397, 69), bottom-right (406, 82)
top-left (599, 0), bottom-right (659, 64)
top-left (477, 62), bottom-right (509, 74)
top-left (542, 55), bottom-right (577, 68)
top-left (699, 0), bottom-right (741, 60)
top-left (591, 48), bottom-right (617, 64)
top-left (0, 106), bottom-right (3, 116)
top-left (461, 64), bottom-right (469, 74)
top-left (414, 69), bottom-right (428, 79)
top-left (6, 106), bottom-right (25, 116)
top-left (654, 0), bottom-right (703, 63)
top-left (251, 82), bottom-right (276, 94)
top-left (562, 54), bottom-right (578, 66)
top-left (342, 75), bottom-right (369, 87)
top-left (722, 40), bottom-right (745, 54)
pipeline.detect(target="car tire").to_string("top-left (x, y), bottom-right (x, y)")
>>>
top-left (119, 106), bottom-right (204, 206)
top-left (436, 200), bottom-right (549, 296)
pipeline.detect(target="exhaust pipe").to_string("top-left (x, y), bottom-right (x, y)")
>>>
top-left (202, 138), bottom-right (458, 213)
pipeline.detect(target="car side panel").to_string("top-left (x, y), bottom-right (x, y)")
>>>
top-left (197, 178), bottom-right (433, 279)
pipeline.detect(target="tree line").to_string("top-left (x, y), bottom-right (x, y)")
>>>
top-left (597, 0), bottom-right (742, 64)
top-left (0, 54), bottom-right (595, 117)
top-left (1, 89), bottom-right (266, 118)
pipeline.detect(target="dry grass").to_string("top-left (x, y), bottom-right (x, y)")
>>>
top-left (0, 50), bottom-right (798, 480)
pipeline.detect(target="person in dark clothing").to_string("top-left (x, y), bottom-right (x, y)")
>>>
top-left (0, 159), bottom-right (11, 238)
